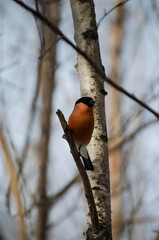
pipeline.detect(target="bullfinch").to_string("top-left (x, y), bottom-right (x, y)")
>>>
top-left (68, 97), bottom-right (95, 171)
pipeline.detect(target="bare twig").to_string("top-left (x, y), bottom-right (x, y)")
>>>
top-left (109, 90), bottom-right (159, 141)
top-left (97, 0), bottom-right (128, 27)
top-left (109, 118), bottom-right (158, 152)
top-left (118, 216), bottom-right (159, 227)
top-left (39, 37), bottom-right (61, 60)
top-left (56, 109), bottom-right (99, 234)
top-left (47, 174), bottom-right (80, 206)
top-left (48, 190), bottom-right (82, 230)
top-left (20, 73), bottom-right (41, 172)
top-left (12, 0), bottom-right (159, 119)
top-left (35, 0), bottom-right (39, 12)
top-left (25, 174), bottom-right (80, 217)
top-left (0, 126), bottom-right (27, 240)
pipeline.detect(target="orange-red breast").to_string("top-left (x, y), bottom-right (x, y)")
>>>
top-left (68, 97), bottom-right (95, 171)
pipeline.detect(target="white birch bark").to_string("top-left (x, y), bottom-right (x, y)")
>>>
top-left (70, 0), bottom-right (112, 238)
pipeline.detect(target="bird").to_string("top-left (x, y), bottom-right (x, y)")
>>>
top-left (68, 97), bottom-right (95, 171)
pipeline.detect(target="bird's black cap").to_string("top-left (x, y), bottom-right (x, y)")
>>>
top-left (75, 97), bottom-right (95, 107)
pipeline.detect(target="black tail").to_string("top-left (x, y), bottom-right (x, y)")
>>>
top-left (78, 144), bottom-right (94, 171)
top-left (81, 155), bottom-right (94, 171)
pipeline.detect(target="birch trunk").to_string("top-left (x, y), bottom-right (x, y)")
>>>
top-left (70, 0), bottom-right (112, 239)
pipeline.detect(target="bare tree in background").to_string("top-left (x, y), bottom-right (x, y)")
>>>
top-left (0, 127), bottom-right (27, 240)
top-left (35, 1), bottom-right (60, 240)
top-left (109, 4), bottom-right (125, 239)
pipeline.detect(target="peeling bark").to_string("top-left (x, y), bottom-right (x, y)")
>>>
top-left (70, 0), bottom-right (112, 239)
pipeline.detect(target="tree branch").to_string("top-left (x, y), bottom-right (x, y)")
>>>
top-left (97, 0), bottom-right (128, 27)
top-left (47, 174), bottom-right (80, 207)
top-left (12, 0), bottom-right (159, 119)
top-left (109, 118), bottom-right (158, 152)
top-left (25, 174), bottom-right (80, 217)
top-left (56, 109), bottom-right (99, 235)
top-left (0, 125), bottom-right (27, 240)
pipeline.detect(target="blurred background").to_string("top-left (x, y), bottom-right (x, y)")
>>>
top-left (0, 0), bottom-right (159, 239)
